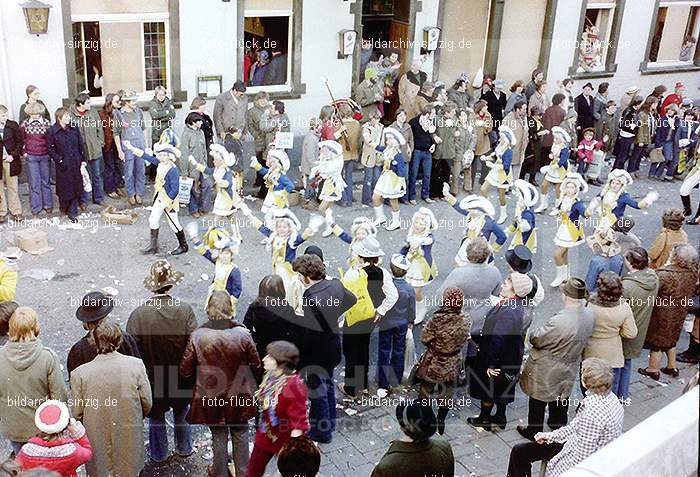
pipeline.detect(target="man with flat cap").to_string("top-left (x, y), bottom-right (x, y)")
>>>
top-left (517, 277), bottom-right (594, 441)
top-left (505, 245), bottom-right (544, 331)
top-left (67, 291), bottom-right (140, 376)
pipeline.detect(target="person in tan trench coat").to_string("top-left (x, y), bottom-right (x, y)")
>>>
top-left (518, 277), bottom-right (594, 440)
top-left (640, 243), bottom-right (699, 380)
top-left (71, 321), bottom-right (152, 477)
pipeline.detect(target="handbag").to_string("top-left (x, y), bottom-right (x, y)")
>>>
top-left (403, 327), bottom-right (417, 382)
top-left (407, 351), bottom-right (427, 386)
top-left (80, 162), bottom-right (92, 193)
top-left (178, 177), bottom-right (194, 204)
top-left (649, 147), bottom-right (665, 164)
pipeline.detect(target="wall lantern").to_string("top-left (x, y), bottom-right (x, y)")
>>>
top-left (338, 29), bottom-right (357, 59)
top-left (422, 26), bottom-right (441, 52)
top-left (20, 0), bottom-right (52, 35)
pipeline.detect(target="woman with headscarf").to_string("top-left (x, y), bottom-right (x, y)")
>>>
top-left (415, 287), bottom-right (471, 435)
top-left (468, 272), bottom-right (531, 431)
top-left (640, 243), bottom-right (699, 380)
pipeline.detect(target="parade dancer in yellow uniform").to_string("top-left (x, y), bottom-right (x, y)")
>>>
top-left (372, 128), bottom-right (408, 231)
top-left (588, 169), bottom-right (658, 230)
top-left (550, 172), bottom-right (589, 287)
top-left (480, 126), bottom-right (516, 224)
top-left (239, 202), bottom-right (322, 305)
top-left (123, 140), bottom-right (188, 255)
top-left (507, 179), bottom-right (539, 253)
top-left (185, 221), bottom-right (242, 314)
top-left (312, 140), bottom-right (346, 237)
top-left (400, 207), bottom-right (438, 324)
top-left (327, 214), bottom-right (378, 268)
top-left (535, 126), bottom-right (571, 215)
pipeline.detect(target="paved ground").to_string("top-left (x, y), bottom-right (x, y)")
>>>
top-left (1, 161), bottom-right (698, 476)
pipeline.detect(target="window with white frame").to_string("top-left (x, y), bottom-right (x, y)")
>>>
top-left (71, 14), bottom-right (170, 99)
top-left (243, 10), bottom-right (292, 92)
top-left (575, 0), bottom-right (617, 73)
top-left (648, 0), bottom-right (700, 65)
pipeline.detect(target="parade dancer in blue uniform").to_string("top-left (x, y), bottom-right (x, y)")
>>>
top-left (507, 179), bottom-right (539, 253)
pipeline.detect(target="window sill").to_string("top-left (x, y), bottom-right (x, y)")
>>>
top-left (61, 90), bottom-right (189, 110)
top-left (639, 62), bottom-right (700, 75)
top-left (245, 83), bottom-right (307, 100)
top-left (567, 64), bottom-right (618, 79)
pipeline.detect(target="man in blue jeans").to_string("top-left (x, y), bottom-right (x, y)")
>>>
top-left (126, 259), bottom-right (197, 462)
top-left (408, 105), bottom-right (437, 204)
top-left (377, 254), bottom-right (416, 392)
top-left (69, 93), bottom-right (105, 207)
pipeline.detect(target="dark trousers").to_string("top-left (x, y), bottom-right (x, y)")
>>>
top-left (613, 136), bottom-right (634, 170)
top-left (342, 319), bottom-right (375, 396)
top-left (430, 159), bottom-right (451, 198)
top-left (103, 145), bottom-right (124, 193)
top-left (507, 441), bottom-right (564, 477)
top-left (627, 144), bottom-right (647, 173)
top-left (59, 197), bottom-right (79, 219)
top-left (525, 396), bottom-right (569, 433)
top-left (254, 150), bottom-right (266, 196)
top-left (520, 151), bottom-right (539, 182)
top-left (377, 324), bottom-right (408, 389)
top-left (305, 372), bottom-right (336, 443)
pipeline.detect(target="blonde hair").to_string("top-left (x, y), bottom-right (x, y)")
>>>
top-left (581, 357), bottom-right (613, 394)
top-left (154, 85), bottom-right (167, 96)
top-left (8, 307), bottom-right (40, 342)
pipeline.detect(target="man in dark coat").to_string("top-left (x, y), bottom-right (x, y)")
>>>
top-left (0, 105), bottom-right (24, 222)
top-left (67, 291), bottom-right (140, 376)
top-left (126, 259), bottom-right (197, 463)
top-left (574, 82), bottom-right (596, 137)
top-left (263, 49), bottom-right (288, 85)
top-left (292, 254), bottom-right (356, 444)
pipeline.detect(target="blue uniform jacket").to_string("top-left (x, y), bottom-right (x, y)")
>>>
top-left (520, 208), bottom-right (536, 244)
top-left (258, 224), bottom-right (306, 264)
top-left (452, 203), bottom-right (507, 246)
top-left (257, 166), bottom-right (294, 193)
top-left (143, 152), bottom-right (180, 200)
top-left (376, 146), bottom-right (408, 177)
top-left (501, 148), bottom-right (513, 174)
top-left (200, 250), bottom-right (242, 299)
top-left (606, 192), bottom-right (640, 219)
top-left (202, 166), bottom-right (234, 198)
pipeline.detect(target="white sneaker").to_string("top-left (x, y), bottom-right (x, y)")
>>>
top-left (386, 211), bottom-right (401, 230)
top-left (322, 226), bottom-right (333, 237)
top-left (549, 265), bottom-right (568, 287)
top-left (534, 197), bottom-right (548, 214)
top-left (548, 208), bottom-right (559, 216)
top-left (373, 206), bottom-right (387, 226)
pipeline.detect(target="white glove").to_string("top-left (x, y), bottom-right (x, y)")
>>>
top-left (642, 191), bottom-right (659, 206)
top-left (519, 218), bottom-right (532, 233)
top-left (308, 214), bottom-right (325, 234)
top-left (408, 237), bottom-right (423, 249)
top-left (463, 150), bottom-right (475, 168)
top-left (679, 138), bottom-right (690, 148)
top-left (442, 182), bottom-right (452, 197)
top-left (587, 196), bottom-right (601, 215)
top-left (249, 156), bottom-right (259, 169)
top-left (188, 155), bottom-right (197, 165)
top-left (184, 221), bottom-right (200, 240)
top-left (122, 140), bottom-right (132, 150)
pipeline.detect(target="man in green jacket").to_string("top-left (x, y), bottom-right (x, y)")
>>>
top-left (71, 93), bottom-right (105, 206)
top-left (246, 91), bottom-right (270, 196)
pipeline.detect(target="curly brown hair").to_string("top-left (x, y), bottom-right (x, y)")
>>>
top-left (595, 271), bottom-right (623, 302)
top-left (662, 207), bottom-right (685, 230)
top-left (292, 254), bottom-right (326, 281)
top-left (266, 340), bottom-right (300, 374)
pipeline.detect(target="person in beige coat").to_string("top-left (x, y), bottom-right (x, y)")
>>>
top-left (583, 272), bottom-right (637, 398)
top-left (71, 320), bottom-right (152, 477)
top-left (398, 60), bottom-right (427, 120)
top-left (501, 102), bottom-right (529, 179)
top-left (518, 277), bottom-right (594, 440)
top-left (649, 208), bottom-right (688, 269)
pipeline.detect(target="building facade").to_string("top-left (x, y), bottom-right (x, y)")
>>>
top-left (0, 0), bottom-right (698, 137)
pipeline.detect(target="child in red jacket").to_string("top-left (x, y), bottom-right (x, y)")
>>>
top-left (16, 400), bottom-right (92, 477)
top-left (576, 127), bottom-right (603, 184)
top-left (246, 341), bottom-right (310, 477)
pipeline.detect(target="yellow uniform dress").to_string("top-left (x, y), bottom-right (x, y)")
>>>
top-left (554, 197), bottom-right (586, 248)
